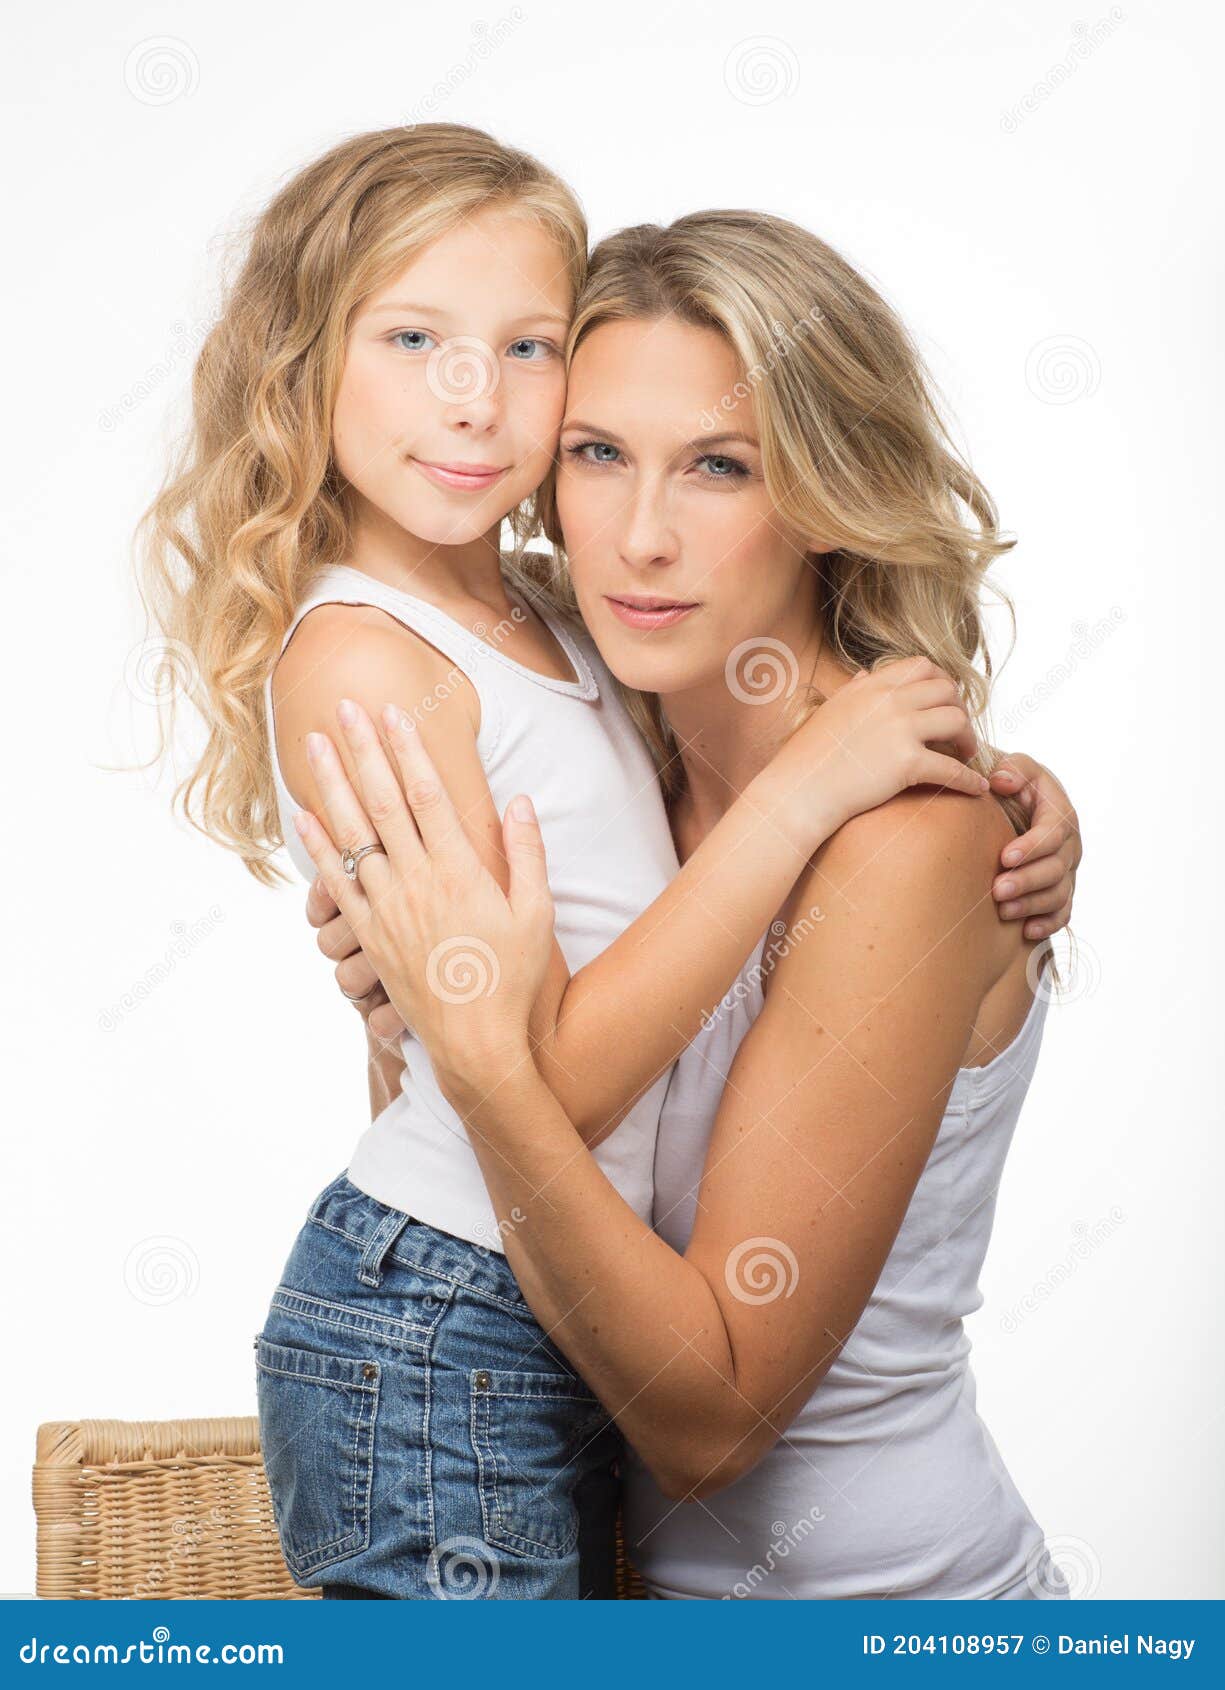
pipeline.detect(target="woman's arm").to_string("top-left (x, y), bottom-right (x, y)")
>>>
top-left (294, 721), bottom-right (1028, 1501)
top-left (281, 623), bottom-right (987, 1144)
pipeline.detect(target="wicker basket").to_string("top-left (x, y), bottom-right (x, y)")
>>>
top-left (32, 1417), bottom-right (648, 1600)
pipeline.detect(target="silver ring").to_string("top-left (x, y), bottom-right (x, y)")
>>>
top-left (340, 982), bottom-right (377, 1004)
top-left (340, 841), bottom-right (386, 880)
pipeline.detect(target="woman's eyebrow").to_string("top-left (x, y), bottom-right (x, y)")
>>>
top-left (560, 420), bottom-right (760, 452)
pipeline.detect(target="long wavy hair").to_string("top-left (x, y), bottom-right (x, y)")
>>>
top-left (136, 123), bottom-right (587, 884)
top-left (529, 210), bottom-right (1022, 819)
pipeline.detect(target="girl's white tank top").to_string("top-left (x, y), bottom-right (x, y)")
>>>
top-left (264, 562), bottom-right (680, 1254)
top-left (624, 933), bottom-right (1070, 1600)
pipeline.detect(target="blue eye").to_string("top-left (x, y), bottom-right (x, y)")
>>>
top-left (507, 337), bottom-right (554, 361)
top-left (697, 453), bottom-right (748, 480)
top-left (391, 329), bottom-right (437, 353)
top-left (565, 441), bottom-right (622, 466)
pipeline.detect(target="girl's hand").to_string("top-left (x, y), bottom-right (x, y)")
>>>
top-left (755, 655), bottom-right (988, 850)
top-left (304, 876), bottom-right (406, 1043)
top-left (986, 755), bottom-right (1082, 940)
top-left (292, 700), bottom-right (556, 1096)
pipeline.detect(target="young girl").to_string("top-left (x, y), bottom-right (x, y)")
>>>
top-left (293, 208), bottom-right (1081, 1599)
top-left (139, 125), bottom-right (1080, 1598)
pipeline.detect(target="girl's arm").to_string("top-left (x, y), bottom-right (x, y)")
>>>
top-left (296, 740), bottom-right (1022, 1501)
top-left (276, 605), bottom-right (986, 1143)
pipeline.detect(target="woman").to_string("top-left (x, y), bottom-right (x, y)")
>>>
top-left (294, 210), bottom-right (1081, 1598)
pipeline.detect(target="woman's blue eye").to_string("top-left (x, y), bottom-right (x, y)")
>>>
top-left (697, 454), bottom-right (748, 479)
top-left (391, 329), bottom-right (436, 353)
top-left (508, 337), bottom-right (553, 360)
top-left (565, 441), bottom-right (621, 465)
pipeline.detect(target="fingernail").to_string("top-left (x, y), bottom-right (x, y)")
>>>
top-left (996, 879), bottom-right (1016, 897)
top-left (337, 698), bottom-right (357, 727)
top-left (1000, 901), bottom-right (1021, 918)
top-left (1004, 847), bottom-right (1022, 865)
top-left (509, 794), bottom-right (534, 822)
top-left (294, 811), bottom-right (310, 836)
top-left (305, 732), bottom-right (324, 762)
top-left (382, 704), bottom-right (400, 732)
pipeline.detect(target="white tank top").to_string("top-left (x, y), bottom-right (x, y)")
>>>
top-left (625, 931), bottom-right (1069, 1600)
top-left (264, 562), bottom-right (680, 1253)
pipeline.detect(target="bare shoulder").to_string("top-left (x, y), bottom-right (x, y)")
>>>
top-left (771, 786), bottom-right (1017, 987)
top-left (273, 602), bottom-right (472, 722)
top-left (270, 601), bottom-right (481, 810)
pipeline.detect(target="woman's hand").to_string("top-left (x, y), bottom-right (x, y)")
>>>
top-left (986, 755), bottom-right (1082, 940)
top-left (291, 700), bottom-right (556, 1097)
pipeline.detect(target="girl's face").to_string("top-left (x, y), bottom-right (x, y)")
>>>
top-left (332, 205), bottom-right (572, 549)
top-left (556, 317), bottom-right (817, 699)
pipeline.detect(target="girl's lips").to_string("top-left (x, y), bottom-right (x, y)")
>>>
top-left (604, 596), bottom-right (700, 630)
top-left (412, 459), bottom-right (508, 493)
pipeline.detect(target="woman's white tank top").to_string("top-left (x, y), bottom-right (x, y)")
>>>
top-left (624, 932), bottom-right (1069, 1600)
top-left (264, 562), bottom-right (680, 1253)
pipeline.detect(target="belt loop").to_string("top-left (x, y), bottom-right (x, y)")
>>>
top-left (357, 1207), bottom-right (414, 1289)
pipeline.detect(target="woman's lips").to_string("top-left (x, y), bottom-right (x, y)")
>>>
top-left (412, 459), bottom-right (508, 492)
top-left (604, 595), bottom-right (700, 630)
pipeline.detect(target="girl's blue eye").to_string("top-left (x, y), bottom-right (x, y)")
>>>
top-left (391, 329), bottom-right (436, 353)
top-left (565, 441), bottom-right (621, 465)
top-left (507, 337), bottom-right (554, 360)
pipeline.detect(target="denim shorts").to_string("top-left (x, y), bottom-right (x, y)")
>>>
top-left (255, 1172), bottom-right (623, 1599)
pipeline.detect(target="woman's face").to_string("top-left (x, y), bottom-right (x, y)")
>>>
top-left (332, 206), bottom-right (571, 549)
top-left (556, 316), bottom-right (817, 699)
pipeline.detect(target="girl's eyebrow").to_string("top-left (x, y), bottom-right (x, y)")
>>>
top-left (367, 300), bottom-right (569, 330)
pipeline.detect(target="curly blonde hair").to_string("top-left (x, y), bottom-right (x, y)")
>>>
top-left (135, 123), bottom-right (587, 883)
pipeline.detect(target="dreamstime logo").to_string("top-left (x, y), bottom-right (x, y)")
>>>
top-left (722, 1506), bottom-right (826, 1597)
top-left (427, 1535), bottom-right (500, 1598)
top-left (406, 607), bottom-right (526, 723)
top-left (426, 337), bottom-right (500, 405)
top-left (699, 306), bottom-right (824, 429)
top-left (426, 936), bottom-right (500, 1004)
top-left (100, 317), bottom-right (212, 433)
top-left (1000, 1206), bottom-right (1125, 1334)
top-left (723, 36), bottom-right (800, 106)
top-left (1027, 931), bottom-right (1101, 1005)
top-left (99, 908), bottom-right (227, 1030)
top-left (1001, 10), bottom-right (1126, 133)
top-left (406, 11), bottom-right (525, 121)
top-left (702, 907), bottom-right (824, 1031)
top-left (1025, 335), bottom-right (1102, 404)
top-left (725, 1237), bottom-right (799, 1305)
top-left (132, 1506), bottom-right (227, 1599)
top-left (469, 1204), bottom-right (528, 1259)
top-left (124, 637), bottom-right (200, 705)
top-left (1027, 1534), bottom-right (1099, 1598)
top-left (124, 37), bottom-right (200, 106)
top-left (124, 1236), bottom-right (200, 1307)
top-left (998, 607), bottom-right (1126, 733)
top-left (725, 637), bottom-right (799, 705)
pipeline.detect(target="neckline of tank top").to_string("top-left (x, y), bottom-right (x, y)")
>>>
top-left (732, 925), bottom-right (1049, 1100)
top-left (316, 563), bottom-right (600, 702)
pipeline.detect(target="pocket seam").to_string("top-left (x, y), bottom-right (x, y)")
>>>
top-left (469, 1369), bottom-right (599, 1560)
top-left (255, 1336), bottom-right (380, 1578)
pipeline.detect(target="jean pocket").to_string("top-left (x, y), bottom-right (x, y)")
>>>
top-left (255, 1334), bottom-right (381, 1581)
top-left (470, 1367), bottom-right (609, 1560)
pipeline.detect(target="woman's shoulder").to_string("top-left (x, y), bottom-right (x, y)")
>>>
top-left (771, 785), bottom-right (1015, 982)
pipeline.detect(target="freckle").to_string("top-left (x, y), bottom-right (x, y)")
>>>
top-left (867, 943), bottom-right (875, 951)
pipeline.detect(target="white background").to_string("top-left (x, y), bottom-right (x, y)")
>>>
top-left (2, 0), bottom-right (1220, 1600)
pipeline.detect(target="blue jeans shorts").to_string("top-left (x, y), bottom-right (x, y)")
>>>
top-left (255, 1173), bottom-right (623, 1600)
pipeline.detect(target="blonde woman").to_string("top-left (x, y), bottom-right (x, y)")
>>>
top-left (296, 210), bottom-right (1081, 1600)
top-left (138, 127), bottom-right (1077, 1599)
